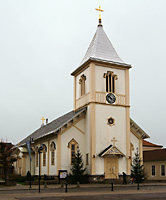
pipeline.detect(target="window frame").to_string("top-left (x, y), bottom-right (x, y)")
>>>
top-left (151, 165), bottom-right (156, 176)
top-left (68, 138), bottom-right (78, 165)
top-left (161, 165), bottom-right (165, 176)
top-left (79, 74), bottom-right (86, 96)
top-left (86, 153), bottom-right (89, 165)
top-left (50, 141), bottom-right (56, 165)
top-left (104, 71), bottom-right (117, 93)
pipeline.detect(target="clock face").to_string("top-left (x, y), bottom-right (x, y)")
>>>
top-left (106, 93), bottom-right (116, 104)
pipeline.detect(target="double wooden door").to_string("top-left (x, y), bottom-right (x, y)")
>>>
top-left (104, 155), bottom-right (119, 179)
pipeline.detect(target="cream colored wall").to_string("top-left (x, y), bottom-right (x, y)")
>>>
top-left (119, 157), bottom-right (127, 174)
top-left (41, 142), bottom-right (47, 175)
top-left (60, 118), bottom-right (86, 173)
top-left (130, 131), bottom-right (139, 155)
top-left (144, 161), bottom-right (166, 180)
top-left (25, 154), bottom-right (35, 176)
top-left (76, 67), bottom-right (90, 99)
top-left (84, 106), bottom-right (91, 173)
top-left (95, 104), bottom-right (127, 154)
top-left (95, 104), bottom-right (127, 174)
top-left (35, 144), bottom-right (39, 175)
top-left (49, 138), bottom-right (57, 175)
top-left (95, 157), bottom-right (104, 174)
top-left (95, 65), bottom-right (126, 95)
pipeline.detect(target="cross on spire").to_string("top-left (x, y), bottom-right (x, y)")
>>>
top-left (111, 137), bottom-right (117, 146)
top-left (96, 5), bottom-right (104, 24)
top-left (41, 117), bottom-right (45, 124)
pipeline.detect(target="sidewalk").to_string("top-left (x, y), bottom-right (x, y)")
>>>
top-left (0, 182), bottom-right (166, 191)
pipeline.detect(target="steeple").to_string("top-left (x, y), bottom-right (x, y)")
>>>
top-left (80, 24), bottom-right (126, 66)
top-left (71, 7), bottom-right (131, 76)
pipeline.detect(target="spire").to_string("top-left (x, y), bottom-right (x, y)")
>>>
top-left (71, 7), bottom-right (131, 76)
top-left (80, 24), bottom-right (125, 66)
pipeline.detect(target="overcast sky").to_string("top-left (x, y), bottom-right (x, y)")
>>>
top-left (0, 0), bottom-right (166, 147)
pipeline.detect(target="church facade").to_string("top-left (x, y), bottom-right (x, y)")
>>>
top-left (14, 18), bottom-right (149, 180)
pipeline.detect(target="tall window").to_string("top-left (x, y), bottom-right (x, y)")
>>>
top-left (35, 147), bottom-right (39, 167)
top-left (130, 143), bottom-right (134, 165)
top-left (79, 74), bottom-right (86, 96)
top-left (104, 71), bottom-right (118, 93)
top-left (68, 138), bottom-right (78, 164)
top-left (161, 165), bottom-right (165, 176)
top-left (71, 144), bottom-right (76, 164)
top-left (86, 153), bottom-right (89, 165)
top-left (42, 145), bottom-right (47, 167)
top-left (50, 142), bottom-right (56, 165)
top-left (152, 165), bottom-right (155, 176)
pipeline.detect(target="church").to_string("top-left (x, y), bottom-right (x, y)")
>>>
top-left (14, 7), bottom-right (149, 180)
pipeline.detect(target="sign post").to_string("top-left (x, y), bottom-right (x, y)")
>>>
top-left (59, 170), bottom-right (68, 193)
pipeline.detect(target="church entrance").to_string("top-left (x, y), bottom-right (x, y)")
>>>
top-left (104, 155), bottom-right (119, 179)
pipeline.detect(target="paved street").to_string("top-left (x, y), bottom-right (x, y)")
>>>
top-left (0, 184), bottom-right (166, 200)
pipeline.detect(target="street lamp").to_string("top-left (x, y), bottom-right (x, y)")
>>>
top-left (29, 137), bottom-right (34, 188)
top-left (38, 144), bottom-right (44, 193)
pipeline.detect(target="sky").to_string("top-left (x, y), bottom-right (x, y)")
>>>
top-left (0, 0), bottom-right (166, 147)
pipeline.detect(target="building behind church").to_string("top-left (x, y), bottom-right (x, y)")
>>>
top-left (14, 14), bottom-right (150, 181)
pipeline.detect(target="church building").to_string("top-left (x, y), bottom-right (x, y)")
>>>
top-left (14, 8), bottom-right (149, 180)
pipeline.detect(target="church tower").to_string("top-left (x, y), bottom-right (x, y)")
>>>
top-left (71, 8), bottom-right (132, 178)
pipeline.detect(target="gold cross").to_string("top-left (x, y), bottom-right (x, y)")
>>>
top-left (111, 137), bottom-right (117, 146)
top-left (41, 117), bottom-right (45, 124)
top-left (96, 5), bottom-right (104, 20)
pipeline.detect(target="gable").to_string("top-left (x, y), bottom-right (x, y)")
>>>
top-left (130, 118), bottom-right (150, 139)
top-left (18, 107), bottom-right (86, 146)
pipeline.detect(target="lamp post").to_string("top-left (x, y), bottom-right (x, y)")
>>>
top-left (29, 137), bottom-right (32, 188)
top-left (38, 145), bottom-right (44, 193)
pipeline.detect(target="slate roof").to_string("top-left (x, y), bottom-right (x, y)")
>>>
top-left (99, 144), bottom-right (112, 157)
top-left (19, 107), bottom-right (86, 145)
top-left (71, 24), bottom-right (131, 76)
top-left (81, 24), bottom-right (126, 65)
top-left (143, 149), bottom-right (166, 161)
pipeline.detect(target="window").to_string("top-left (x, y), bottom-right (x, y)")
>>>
top-left (161, 165), bottom-right (165, 176)
top-left (104, 71), bottom-right (118, 93)
top-left (51, 151), bottom-right (55, 165)
top-left (71, 144), bottom-right (76, 164)
top-left (43, 152), bottom-right (46, 166)
top-left (35, 147), bottom-right (39, 167)
top-left (68, 138), bottom-right (78, 164)
top-left (130, 143), bottom-right (134, 165)
top-left (79, 74), bottom-right (86, 96)
top-left (152, 165), bottom-right (155, 176)
top-left (107, 117), bottom-right (115, 126)
top-left (42, 145), bottom-right (47, 167)
top-left (50, 142), bottom-right (56, 165)
top-left (86, 153), bottom-right (89, 165)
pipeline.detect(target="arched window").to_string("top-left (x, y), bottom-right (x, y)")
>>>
top-left (68, 139), bottom-right (78, 164)
top-left (42, 144), bottom-right (47, 167)
top-left (35, 147), bottom-right (39, 167)
top-left (79, 74), bottom-right (86, 96)
top-left (104, 71), bottom-right (118, 93)
top-left (50, 142), bottom-right (56, 165)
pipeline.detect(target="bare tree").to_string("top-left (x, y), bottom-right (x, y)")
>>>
top-left (0, 142), bottom-right (16, 185)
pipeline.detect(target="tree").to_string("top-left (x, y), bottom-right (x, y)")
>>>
top-left (70, 148), bottom-right (86, 183)
top-left (0, 142), bottom-right (16, 185)
top-left (131, 147), bottom-right (145, 189)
